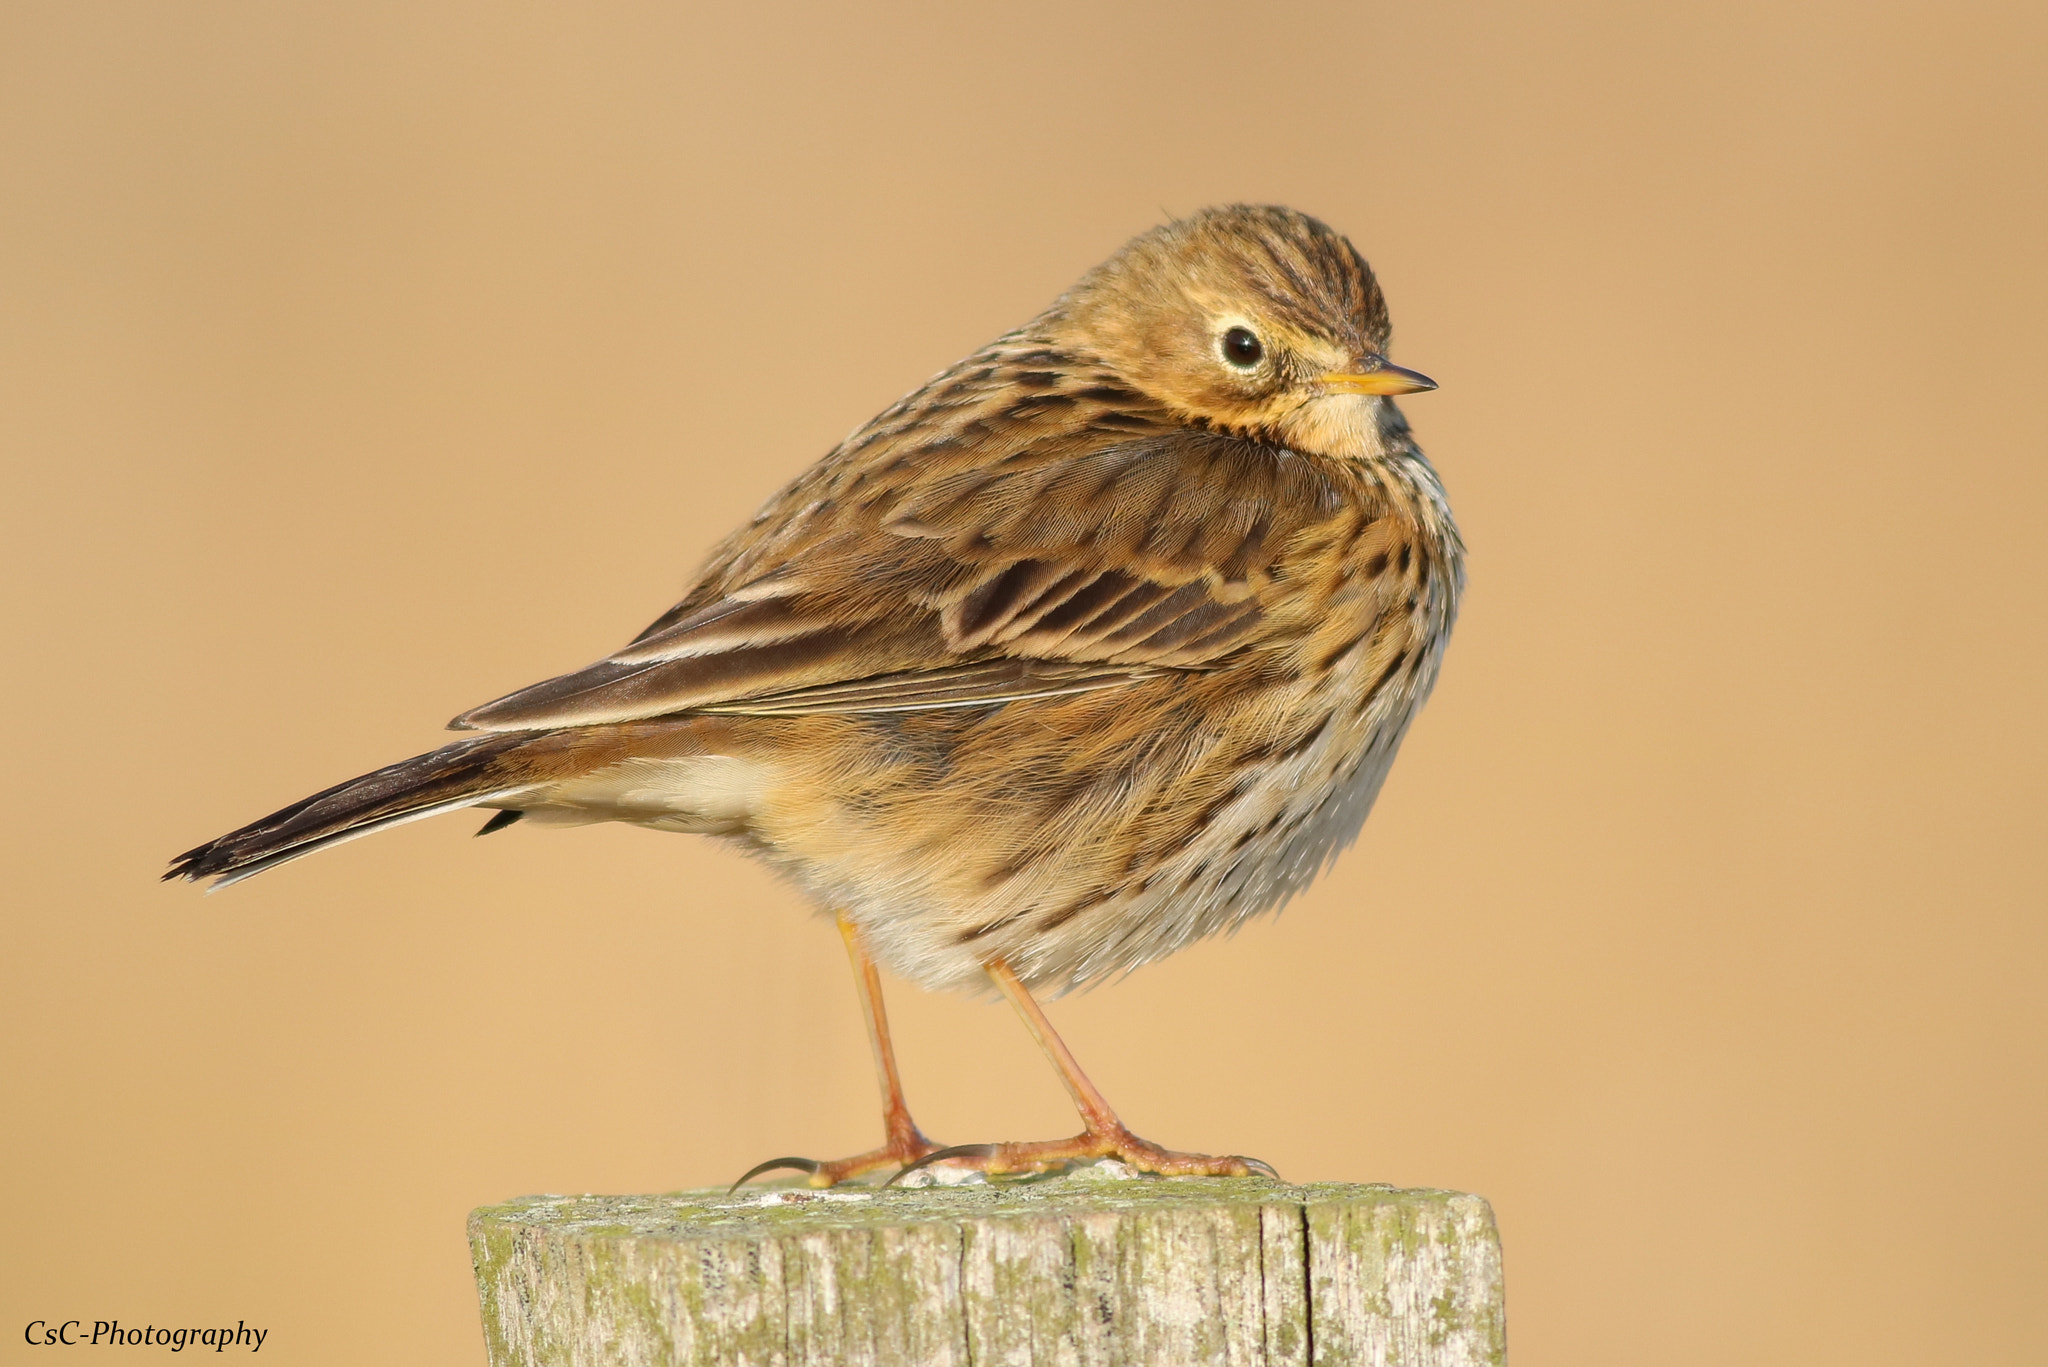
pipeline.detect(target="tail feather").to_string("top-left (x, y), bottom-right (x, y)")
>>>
top-left (167, 731), bottom-right (551, 888)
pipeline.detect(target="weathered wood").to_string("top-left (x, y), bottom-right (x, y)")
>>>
top-left (470, 1171), bottom-right (1504, 1366)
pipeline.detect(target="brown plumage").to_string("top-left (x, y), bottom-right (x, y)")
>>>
top-left (169, 205), bottom-right (1462, 1182)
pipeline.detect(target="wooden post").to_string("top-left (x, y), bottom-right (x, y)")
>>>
top-left (470, 1171), bottom-right (1505, 1366)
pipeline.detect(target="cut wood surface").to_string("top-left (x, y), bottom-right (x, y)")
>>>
top-left (470, 1170), bottom-right (1504, 1366)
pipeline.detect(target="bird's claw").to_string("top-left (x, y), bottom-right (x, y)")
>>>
top-left (729, 1124), bottom-right (947, 1192)
top-left (884, 1143), bottom-right (1002, 1186)
top-left (727, 1156), bottom-right (822, 1195)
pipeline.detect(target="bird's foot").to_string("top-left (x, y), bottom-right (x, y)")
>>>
top-left (888, 1122), bottom-right (1276, 1185)
top-left (729, 1122), bottom-right (943, 1191)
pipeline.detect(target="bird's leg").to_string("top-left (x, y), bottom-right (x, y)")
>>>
top-left (731, 912), bottom-right (942, 1189)
top-left (839, 911), bottom-right (941, 1167)
top-left (893, 958), bottom-right (1276, 1182)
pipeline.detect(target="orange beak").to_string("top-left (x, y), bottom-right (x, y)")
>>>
top-left (1320, 358), bottom-right (1438, 396)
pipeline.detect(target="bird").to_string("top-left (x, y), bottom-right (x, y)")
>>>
top-left (168, 204), bottom-right (1463, 1185)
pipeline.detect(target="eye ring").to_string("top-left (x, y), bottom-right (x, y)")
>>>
top-left (1220, 326), bottom-right (1263, 368)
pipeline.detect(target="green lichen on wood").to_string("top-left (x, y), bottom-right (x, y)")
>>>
top-left (470, 1174), bottom-right (1504, 1366)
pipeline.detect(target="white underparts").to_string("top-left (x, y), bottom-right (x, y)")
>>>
top-left (522, 755), bottom-right (773, 835)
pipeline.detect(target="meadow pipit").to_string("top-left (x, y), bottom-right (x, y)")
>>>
top-left (170, 205), bottom-right (1463, 1184)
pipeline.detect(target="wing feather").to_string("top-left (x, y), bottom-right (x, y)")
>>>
top-left (696, 660), bottom-right (1159, 716)
top-left (450, 431), bottom-right (1344, 731)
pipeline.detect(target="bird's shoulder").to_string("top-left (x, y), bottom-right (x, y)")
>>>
top-left (678, 337), bottom-right (1172, 601)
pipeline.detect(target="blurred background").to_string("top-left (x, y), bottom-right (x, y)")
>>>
top-left (4, 1), bottom-right (2043, 1363)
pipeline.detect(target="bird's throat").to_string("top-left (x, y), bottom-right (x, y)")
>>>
top-left (1280, 393), bottom-right (1391, 463)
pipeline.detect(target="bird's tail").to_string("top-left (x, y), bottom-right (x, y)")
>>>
top-left (166, 729), bottom-right (581, 889)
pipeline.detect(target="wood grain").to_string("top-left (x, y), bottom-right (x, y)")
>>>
top-left (469, 1173), bottom-right (1504, 1366)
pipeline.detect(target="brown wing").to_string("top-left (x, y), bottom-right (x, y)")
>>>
top-left (449, 431), bottom-right (1347, 731)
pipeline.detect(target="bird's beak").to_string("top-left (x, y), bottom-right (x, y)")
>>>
top-left (1321, 357), bottom-right (1438, 396)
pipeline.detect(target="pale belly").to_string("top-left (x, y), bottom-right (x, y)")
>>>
top-left (754, 650), bottom-right (1446, 995)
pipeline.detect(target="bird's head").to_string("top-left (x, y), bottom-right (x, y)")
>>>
top-left (1047, 204), bottom-right (1434, 457)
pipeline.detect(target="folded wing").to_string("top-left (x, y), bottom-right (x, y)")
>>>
top-left (450, 431), bottom-right (1344, 731)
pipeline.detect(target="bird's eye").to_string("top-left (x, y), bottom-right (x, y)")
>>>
top-left (1220, 326), bottom-right (1263, 368)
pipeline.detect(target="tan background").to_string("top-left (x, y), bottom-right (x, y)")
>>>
top-left (4, 1), bottom-right (2044, 1363)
